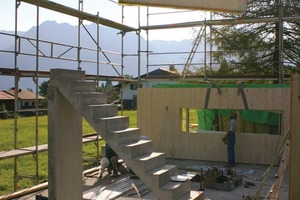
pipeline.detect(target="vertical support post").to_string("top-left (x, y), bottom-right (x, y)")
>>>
top-left (204, 19), bottom-right (207, 82)
top-left (77, 0), bottom-right (83, 70)
top-left (96, 11), bottom-right (100, 161)
top-left (209, 12), bottom-right (213, 79)
top-left (146, 7), bottom-right (149, 76)
top-left (48, 86), bottom-right (83, 200)
top-left (13, 0), bottom-right (20, 191)
top-left (137, 7), bottom-right (141, 88)
top-left (96, 11), bottom-right (100, 88)
top-left (278, 0), bottom-right (283, 83)
top-left (34, 0), bottom-right (40, 185)
top-left (289, 74), bottom-right (300, 199)
top-left (121, 6), bottom-right (125, 116)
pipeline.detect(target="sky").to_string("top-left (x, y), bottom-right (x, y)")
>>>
top-left (0, 0), bottom-right (209, 90)
top-left (0, 0), bottom-right (208, 41)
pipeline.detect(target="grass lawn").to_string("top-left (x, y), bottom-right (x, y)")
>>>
top-left (0, 110), bottom-right (137, 196)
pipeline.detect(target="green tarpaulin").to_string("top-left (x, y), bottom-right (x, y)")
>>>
top-left (197, 109), bottom-right (280, 131)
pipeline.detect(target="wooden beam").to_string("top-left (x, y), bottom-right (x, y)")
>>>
top-left (119, 0), bottom-right (247, 13)
top-left (264, 139), bottom-right (290, 200)
top-left (0, 182), bottom-right (48, 200)
top-left (19, 0), bottom-right (136, 32)
top-left (289, 74), bottom-right (300, 200)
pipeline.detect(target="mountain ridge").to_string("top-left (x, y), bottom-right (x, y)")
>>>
top-left (0, 20), bottom-right (201, 90)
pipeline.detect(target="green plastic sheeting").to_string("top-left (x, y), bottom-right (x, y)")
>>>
top-left (197, 109), bottom-right (280, 131)
top-left (153, 83), bottom-right (289, 89)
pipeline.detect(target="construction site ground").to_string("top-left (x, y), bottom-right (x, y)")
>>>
top-left (18, 158), bottom-right (289, 200)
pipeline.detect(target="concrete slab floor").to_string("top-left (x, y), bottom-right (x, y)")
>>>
top-left (165, 159), bottom-right (289, 200)
top-left (18, 158), bottom-right (289, 200)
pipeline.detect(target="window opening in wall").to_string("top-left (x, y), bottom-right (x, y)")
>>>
top-left (180, 108), bottom-right (199, 133)
top-left (181, 108), bottom-right (282, 135)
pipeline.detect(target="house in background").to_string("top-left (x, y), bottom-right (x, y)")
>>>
top-left (0, 88), bottom-right (45, 111)
top-left (0, 91), bottom-right (15, 111)
top-left (121, 68), bottom-right (180, 109)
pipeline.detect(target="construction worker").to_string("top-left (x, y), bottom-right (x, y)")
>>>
top-left (225, 112), bottom-right (237, 167)
top-left (98, 143), bottom-right (128, 179)
top-left (98, 157), bottom-right (109, 179)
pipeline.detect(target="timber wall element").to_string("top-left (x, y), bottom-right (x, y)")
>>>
top-left (137, 86), bottom-right (290, 165)
top-left (289, 74), bottom-right (300, 199)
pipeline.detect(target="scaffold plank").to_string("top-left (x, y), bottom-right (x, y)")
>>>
top-left (119, 0), bottom-right (247, 12)
top-left (0, 135), bottom-right (102, 160)
top-left (19, 0), bottom-right (136, 32)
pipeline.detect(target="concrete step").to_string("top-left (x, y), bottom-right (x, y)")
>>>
top-left (147, 165), bottom-right (178, 187)
top-left (51, 69), bottom-right (85, 83)
top-left (160, 180), bottom-right (191, 200)
top-left (179, 190), bottom-right (204, 200)
top-left (108, 128), bottom-right (141, 146)
top-left (74, 80), bottom-right (97, 92)
top-left (76, 92), bottom-right (107, 105)
top-left (83, 104), bottom-right (118, 119)
top-left (93, 116), bottom-right (129, 133)
top-left (135, 152), bottom-right (165, 173)
top-left (121, 140), bottom-right (153, 159)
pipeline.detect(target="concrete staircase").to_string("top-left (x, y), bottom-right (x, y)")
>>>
top-left (50, 69), bottom-right (203, 200)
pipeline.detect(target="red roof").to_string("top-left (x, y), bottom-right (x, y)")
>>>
top-left (0, 91), bottom-right (14, 100)
top-left (2, 90), bottom-right (45, 100)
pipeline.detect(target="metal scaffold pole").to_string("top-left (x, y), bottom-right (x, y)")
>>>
top-left (278, 0), bottom-right (284, 84)
top-left (146, 7), bottom-right (149, 76)
top-left (34, 0), bottom-right (40, 186)
top-left (78, 0), bottom-right (83, 70)
top-left (13, 0), bottom-right (20, 191)
top-left (137, 7), bottom-right (141, 88)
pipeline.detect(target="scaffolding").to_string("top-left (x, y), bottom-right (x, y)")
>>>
top-left (0, 0), bottom-right (299, 197)
top-left (0, 0), bottom-right (138, 194)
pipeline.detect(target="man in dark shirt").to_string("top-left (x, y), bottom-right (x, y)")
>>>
top-left (225, 112), bottom-right (237, 167)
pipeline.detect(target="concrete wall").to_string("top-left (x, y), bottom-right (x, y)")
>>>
top-left (137, 86), bottom-right (290, 165)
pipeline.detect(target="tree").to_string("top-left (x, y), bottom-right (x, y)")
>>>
top-left (39, 80), bottom-right (49, 97)
top-left (104, 80), bottom-right (113, 92)
top-left (210, 0), bottom-right (300, 83)
top-left (169, 63), bottom-right (176, 72)
top-left (124, 74), bottom-right (134, 79)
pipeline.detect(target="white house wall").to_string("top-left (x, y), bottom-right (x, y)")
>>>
top-left (122, 80), bottom-right (178, 100)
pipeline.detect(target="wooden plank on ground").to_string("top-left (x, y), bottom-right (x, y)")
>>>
top-left (0, 182), bottom-right (48, 200)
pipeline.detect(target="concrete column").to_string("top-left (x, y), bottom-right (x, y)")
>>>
top-left (289, 74), bottom-right (300, 200)
top-left (48, 86), bottom-right (83, 200)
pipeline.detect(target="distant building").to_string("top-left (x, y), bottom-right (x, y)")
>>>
top-left (120, 68), bottom-right (180, 110)
top-left (0, 91), bottom-right (15, 111)
top-left (0, 88), bottom-right (45, 111)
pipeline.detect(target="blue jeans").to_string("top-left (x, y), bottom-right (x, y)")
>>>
top-left (227, 132), bottom-right (236, 165)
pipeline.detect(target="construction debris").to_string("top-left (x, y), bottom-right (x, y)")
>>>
top-left (191, 166), bottom-right (243, 191)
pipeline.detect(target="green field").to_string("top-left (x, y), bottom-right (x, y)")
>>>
top-left (0, 110), bottom-right (137, 196)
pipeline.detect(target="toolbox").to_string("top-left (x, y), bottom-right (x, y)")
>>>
top-left (214, 179), bottom-right (236, 191)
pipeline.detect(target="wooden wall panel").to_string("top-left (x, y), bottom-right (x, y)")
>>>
top-left (289, 74), bottom-right (300, 200)
top-left (137, 87), bottom-right (290, 165)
